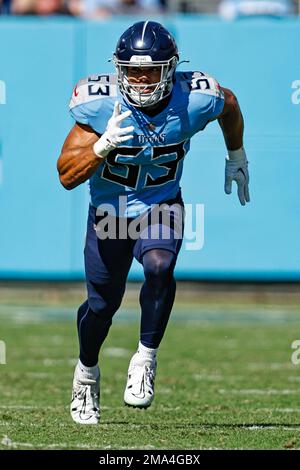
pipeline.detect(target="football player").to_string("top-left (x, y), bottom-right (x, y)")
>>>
top-left (57, 20), bottom-right (250, 424)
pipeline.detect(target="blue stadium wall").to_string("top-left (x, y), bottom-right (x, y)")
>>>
top-left (0, 16), bottom-right (299, 281)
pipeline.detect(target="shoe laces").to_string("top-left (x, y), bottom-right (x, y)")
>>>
top-left (129, 362), bottom-right (156, 388)
top-left (144, 365), bottom-right (155, 387)
top-left (74, 378), bottom-right (99, 412)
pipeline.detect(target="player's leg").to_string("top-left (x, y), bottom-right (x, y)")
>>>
top-left (77, 277), bottom-right (128, 368)
top-left (71, 206), bottom-right (134, 424)
top-left (139, 248), bottom-right (177, 346)
top-left (124, 197), bottom-right (184, 408)
top-left (139, 249), bottom-right (177, 348)
top-left (124, 249), bottom-right (178, 408)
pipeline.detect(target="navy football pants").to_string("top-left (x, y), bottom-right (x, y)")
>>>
top-left (78, 197), bottom-right (184, 367)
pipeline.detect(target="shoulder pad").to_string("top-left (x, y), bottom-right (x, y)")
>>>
top-left (69, 74), bottom-right (118, 109)
top-left (177, 71), bottom-right (224, 99)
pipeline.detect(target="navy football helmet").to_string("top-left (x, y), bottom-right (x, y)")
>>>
top-left (113, 21), bottom-right (179, 108)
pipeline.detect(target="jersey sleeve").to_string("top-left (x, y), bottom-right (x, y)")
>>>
top-left (189, 72), bottom-right (225, 131)
top-left (199, 92), bottom-right (224, 129)
top-left (68, 74), bottom-right (119, 131)
top-left (69, 78), bottom-right (91, 125)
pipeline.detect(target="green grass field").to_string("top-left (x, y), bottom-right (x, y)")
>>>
top-left (1, 285), bottom-right (300, 450)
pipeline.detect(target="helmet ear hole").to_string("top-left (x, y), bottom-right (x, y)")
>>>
top-left (113, 21), bottom-right (179, 108)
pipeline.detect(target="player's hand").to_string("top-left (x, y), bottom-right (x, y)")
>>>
top-left (224, 147), bottom-right (250, 206)
top-left (93, 101), bottom-right (134, 158)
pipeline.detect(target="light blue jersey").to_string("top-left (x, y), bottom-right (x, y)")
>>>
top-left (69, 71), bottom-right (224, 217)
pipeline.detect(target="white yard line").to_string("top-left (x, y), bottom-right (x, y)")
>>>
top-left (1, 436), bottom-right (157, 450)
top-left (218, 389), bottom-right (297, 395)
top-left (242, 425), bottom-right (300, 431)
top-left (0, 405), bottom-right (64, 410)
top-left (0, 404), bottom-right (182, 413)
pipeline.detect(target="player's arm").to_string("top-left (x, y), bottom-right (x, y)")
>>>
top-left (217, 87), bottom-right (244, 151)
top-left (57, 123), bottom-right (102, 190)
top-left (215, 87), bottom-right (250, 206)
top-left (57, 102), bottom-right (133, 190)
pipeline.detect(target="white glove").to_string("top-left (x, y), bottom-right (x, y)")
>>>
top-left (225, 147), bottom-right (250, 206)
top-left (93, 101), bottom-right (134, 158)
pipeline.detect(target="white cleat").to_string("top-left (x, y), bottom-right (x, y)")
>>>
top-left (70, 365), bottom-right (100, 425)
top-left (124, 353), bottom-right (157, 409)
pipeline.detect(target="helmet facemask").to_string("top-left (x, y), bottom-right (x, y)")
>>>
top-left (113, 55), bottom-right (178, 108)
